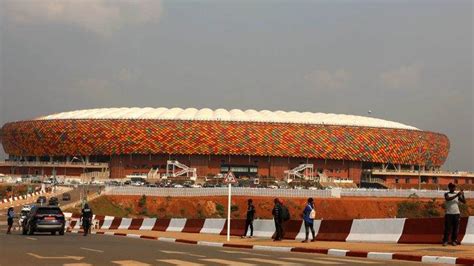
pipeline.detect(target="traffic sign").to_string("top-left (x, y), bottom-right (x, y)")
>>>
top-left (223, 171), bottom-right (237, 184)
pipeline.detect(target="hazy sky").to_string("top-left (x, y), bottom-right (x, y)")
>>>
top-left (0, 0), bottom-right (472, 170)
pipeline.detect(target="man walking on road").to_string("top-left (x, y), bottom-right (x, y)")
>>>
top-left (81, 203), bottom-right (93, 236)
top-left (242, 199), bottom-right (255, 238)
top-left (443, 183), bottom-right (466, 246)
top-left (6, 207), bottom-right (14, 234)
top-left (272, 198), bottom-right (283, 241)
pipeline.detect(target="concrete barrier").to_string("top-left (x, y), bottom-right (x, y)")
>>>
top-left (152, 219), bottom-right (171, 231)
top-left (398, 217), bottom-right (469, 244)
top-left (118, 218), bottom-right (133, 230)
top-left (253, 220), bottom-right (275, 238)
top-left (200, 219), bottom-right (226, 234)
top-left (220, 219), bottom-right (246, 236)
top-left (139, 218), bottom-right (157, 230)
top-left (346, 218), bottom-right (405, 243)
top-left (295, 220), bottom-right (322, 240)
top-left (166, 218), bottom-right (187, 232)
top-left (461, 216), bottom-right (474, 245)
top-left (316, 219), bottom-right (353, 241)
top-left (100, 216), bottom-right (115, 230)
top-left (182, 219), bottom-right (205, 233)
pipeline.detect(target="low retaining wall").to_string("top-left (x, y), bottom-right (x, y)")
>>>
top-left (1, 191), bottom-right (44, 204)
top-left (65, 213), bottom-right (474, 245)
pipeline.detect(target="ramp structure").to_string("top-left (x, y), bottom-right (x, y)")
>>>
top-left (164, 160), bottom-right (197, 181)
top-left (284, 164), bottom-right (314, 183)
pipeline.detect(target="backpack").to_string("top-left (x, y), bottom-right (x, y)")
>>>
top-left (309, 208), bottom-right (316, 219)
top-left (281, 205), bottom-right (290, 221)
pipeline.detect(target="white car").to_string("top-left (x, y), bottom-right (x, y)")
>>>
top-left (173, 184), bottom-right (184, 188)
top-left (268, 185), bottom-right (278, 189)
top-left (190, 184), bottom-right (202, 188)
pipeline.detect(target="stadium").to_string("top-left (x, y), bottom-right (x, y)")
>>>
top-left (0, 107), bottom-right (471, 187)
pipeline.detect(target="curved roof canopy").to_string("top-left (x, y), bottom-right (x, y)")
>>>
top-left (36, 107), bottom-right (419, 130)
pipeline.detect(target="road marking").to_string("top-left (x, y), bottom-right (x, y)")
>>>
top-left (26, 237), bottom-right (37, 241)
top-left (112, 260), bottom-right (151, 266)
top-left (220, 250), bottom-right (270, 257)
top-left (63, 264), bottom-right (93, 266)
top-left (201, 258), bottom-right (255, 266)
top-left (159, 250), bottom-right (205, 258)
top-left (80, 247), bottom-right (104, 253)
top-left (243, 258), bottom-right (300, 265)
top-left (27, 253), bottom-right (83, 261)
top-left (157, 259), bottom-right (204, 266)
top-left (323, 257), bottom-right (378, 264)
top-left (282, 257), bottom-right (342, 265)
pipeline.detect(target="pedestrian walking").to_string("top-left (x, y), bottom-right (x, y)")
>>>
top-left (272, 198), bottom-right (283, 241)
top-left (81, 203), bottom-right (93, 236)
top-left (242, 199), bottom-right (255, 238)
top-left (301, 197), bottom-right (316, 242)
top-left (443, 183), bottom-right (466, 246)
top-left (6, 207), bottom-right (15, 234)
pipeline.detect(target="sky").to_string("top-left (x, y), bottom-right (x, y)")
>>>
top-left (0, 0), bottom-right (472, 170)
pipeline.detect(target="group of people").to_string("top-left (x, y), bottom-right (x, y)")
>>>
top-left (241, 197), bottom-right (316, 243)
top-left (241, 182), bottom-right (467, 246)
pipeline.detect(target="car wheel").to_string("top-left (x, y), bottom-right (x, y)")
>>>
top-left (51, 231), bottom-right (56, 235)
top-left (59, 230), bottom-right (64, 235)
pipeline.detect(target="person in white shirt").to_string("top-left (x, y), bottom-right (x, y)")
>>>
top-left (443, 183), bottom-right (466, 246)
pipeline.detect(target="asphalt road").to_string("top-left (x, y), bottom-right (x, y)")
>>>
top-left (0, 228), bottom-right (435, 266)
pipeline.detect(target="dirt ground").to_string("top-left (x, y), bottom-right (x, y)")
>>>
top-left (86, 195), bottom-right (474, 219)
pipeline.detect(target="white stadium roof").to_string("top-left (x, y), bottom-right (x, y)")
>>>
top-left (36, 107), bottom-right (419, 130)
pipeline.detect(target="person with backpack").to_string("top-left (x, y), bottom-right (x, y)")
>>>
top-left (302, 197), bottom-right (316, 242)
top-left (272, 198), bottom-right (283, 241)
top-left (6, 207), bottom-right (15, 234)
top-left (242, 199), bottom-right (256, 238)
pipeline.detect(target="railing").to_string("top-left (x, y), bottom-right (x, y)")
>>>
top-left (103, 186), bottom-right (474, 199)
top-left (371, 169), bottom-right (474, 177)
top-left (0, 160), bottom-right (109, 168)
top-left (104, 186), bottom-right (336, 198)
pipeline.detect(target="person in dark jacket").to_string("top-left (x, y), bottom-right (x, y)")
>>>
top-left (302, 197), bottom-right (316, 242)
top-left (272, 198), bottom-right (283, 241)
top-left (242, 199), bottom-right (256, 238)
top-left (81, 203), bottom-right (93, 236)
top-left (6, 207), bottom-right (14, 234)
top-left (443, 183), bottom-right (466, 246)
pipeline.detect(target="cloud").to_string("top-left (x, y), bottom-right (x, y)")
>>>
top-left (3, 0), bottom-right (162, 35)
top-left (304, 69), bottom-right (352, 90)
top-left (380, 64), bottom-right (423, 90)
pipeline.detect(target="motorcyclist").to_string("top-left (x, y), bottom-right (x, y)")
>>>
top-left (80, 203), bottom-right (93, 236)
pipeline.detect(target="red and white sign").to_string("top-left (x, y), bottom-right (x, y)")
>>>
top-left (223, 171), bottom-right (237, 184)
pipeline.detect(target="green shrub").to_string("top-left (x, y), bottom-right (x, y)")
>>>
top-left (216, 203), bottom-right (225, 217)
top-left (231, 204), bottom-right (239, 212)
top-left (397, 200), bottom-right (422, 218)
top-left (138, 195), bottom-right (147, 208)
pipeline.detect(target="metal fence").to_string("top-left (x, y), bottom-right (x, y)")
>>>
top-left (104, 186), bottom-right (334, 198)
top-left (104, 186), bottom-right (474, 199)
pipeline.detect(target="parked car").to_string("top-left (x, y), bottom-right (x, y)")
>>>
top-left (62, 193), bottom-right (71, 201)
top-left (22, 206), bottom-right (65, 235)
top-left (48, 197), bottom-right (59, 206)
top-left (36, 196), bottom-right (47, 204)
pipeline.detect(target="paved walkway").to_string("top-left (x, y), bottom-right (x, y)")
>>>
top-left (94, 229), bottom-right (474, 259)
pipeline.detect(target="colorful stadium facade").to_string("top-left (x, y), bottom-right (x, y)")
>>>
top-left (0, 107), bottom-right (472, 186)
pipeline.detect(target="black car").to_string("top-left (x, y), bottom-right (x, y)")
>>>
top-left (36, 196), bottom-right (47, 204)
top-left (62, 193), bottom-right (71, 201)
top-left (48, 197), bottom-right (59, 206)
top-left (22, 206), bottom-right (65, 235)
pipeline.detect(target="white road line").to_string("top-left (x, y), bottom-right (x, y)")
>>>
top-left (157, 259), bottom-right (204, 266)
top-left (282, 257), bottom-right (342, 265)
top-left (243, 258), bottom-right (301, 265)
top-left (80, 247), bottom-right (104, 253)
top-left (63, 264), bottom-right (93, 266)
top-left (201, 258), bottom-right (256, 266)
top-left (26, 237), bottom-right (37, 241)
top-left (112, 260), bottom-right (151, 266)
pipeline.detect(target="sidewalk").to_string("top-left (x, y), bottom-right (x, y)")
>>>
top-left (92, 228), bottom-right (474, 259)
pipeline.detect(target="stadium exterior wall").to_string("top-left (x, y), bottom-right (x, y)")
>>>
top-left (0, 119), bottom-right (449, 167)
